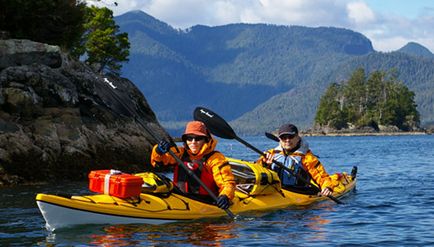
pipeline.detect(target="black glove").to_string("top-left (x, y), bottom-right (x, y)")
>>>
top-left (216, 195), bottom-right (230, 209)
top-left (156, 140), bottom-right (170, 155)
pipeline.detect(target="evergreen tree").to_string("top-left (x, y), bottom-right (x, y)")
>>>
top-left (343, 68), bottom-right (366, 122)
top-left (1, 1), bottom-right (129, 75)
top-left (72, 6), bottom-right (130, 75)
top-left (315, 83), bottom-right (348, 129)
top-left (0, 0), bottom-right (86, 50)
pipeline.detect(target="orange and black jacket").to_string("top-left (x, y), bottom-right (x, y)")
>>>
top-left (151, 137), bottom-right (235, 200)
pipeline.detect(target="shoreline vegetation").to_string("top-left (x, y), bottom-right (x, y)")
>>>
top-left (301, 130), bottom-right (431, 137)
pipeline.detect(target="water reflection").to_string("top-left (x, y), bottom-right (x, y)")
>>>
top-left (71, 220), bottom-right (239, 246)
top-left (82, 205), bottom-right (335, 246)
top-left (265, 204), bottom-right (335, 243)
top-left (304, 214), bottom-right (331, 231)
top-left (89, 225), bottom-right (140, 246)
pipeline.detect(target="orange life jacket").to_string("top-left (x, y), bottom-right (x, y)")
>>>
top-left (173, 151), bottom-right (219, 196)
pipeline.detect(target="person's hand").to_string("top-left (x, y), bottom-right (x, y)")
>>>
top-left (261, 152), bottom-right (274, 166)
top-left (320, 187), bottom-right (333, 196)
top-left (156, 140), bottom-right (170, 155)
top-left (216, 195), bottom-right (230, 209)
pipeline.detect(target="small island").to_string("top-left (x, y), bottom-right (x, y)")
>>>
top-left (310, 68), bottom-right (429, 136)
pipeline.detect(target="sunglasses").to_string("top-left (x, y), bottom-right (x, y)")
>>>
top-left (279, 134), bottom-right (297, 140)
top-left (185, 136), bottom-right (206, 142)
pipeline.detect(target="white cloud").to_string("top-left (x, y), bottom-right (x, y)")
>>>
top-left (235, 0), bottom-right (351, 28)
top-left (347, 1), bottom-right (376, 24)
top-left (359, 7), bottom-right (434, 51)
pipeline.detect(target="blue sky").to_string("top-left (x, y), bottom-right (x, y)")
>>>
top-left (90, 0), bottom-right (434, 52)
top-left (365, 0), bottom-right (432, 18)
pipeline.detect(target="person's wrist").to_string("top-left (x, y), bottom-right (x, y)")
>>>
top-left (156, 146), bottom-right (165, 155)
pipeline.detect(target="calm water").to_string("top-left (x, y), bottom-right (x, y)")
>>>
top-left (1, 135), bottom-right (434, 246)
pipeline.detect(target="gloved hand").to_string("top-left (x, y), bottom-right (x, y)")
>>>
top-left (320, 187), bottom-right (333, 197)
top-left (156, 140), bottom-right (171, 155)
top-left (216, 195), bottom-right (230, 209)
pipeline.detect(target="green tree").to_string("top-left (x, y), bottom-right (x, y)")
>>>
top-left (343, 68), bottom-right (366, 122)
top-left (73, 6), bottom-right (130, 75)
top-left (315, 83), bottom-right (348, 129)
top-left (365, 71), bottom-right (384, 111)
top-left (379, 82), bottom-right (420, 130)
top-left (0, 1), bottom-right (129, 75)
top-left (0, 0), bottom-right (85, 49)
top-left (315, 68), bottom-right (420, 130)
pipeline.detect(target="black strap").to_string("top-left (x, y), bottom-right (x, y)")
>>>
top-left (177, 150), bottom-right (218, 194)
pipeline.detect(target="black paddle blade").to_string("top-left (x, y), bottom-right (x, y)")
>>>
top-left (265, 132), bottom-right (280, 142)
top-left (193, 107), bottom-right (236, 139)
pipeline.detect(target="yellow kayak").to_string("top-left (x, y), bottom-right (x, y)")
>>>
top-left (36, 158), bottom-right (356, 230)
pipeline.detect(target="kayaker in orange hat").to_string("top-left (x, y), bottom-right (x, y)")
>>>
top-left (258, 123), bottom-right (336, 196)
top-left (151, 121), bottom-right (235, 209)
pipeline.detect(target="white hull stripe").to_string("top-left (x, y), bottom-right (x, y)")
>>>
top-left (36, 200), bottom-right (191, 230)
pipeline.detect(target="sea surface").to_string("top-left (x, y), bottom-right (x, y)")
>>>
top-left (1, 135), bottom-right (434, 246)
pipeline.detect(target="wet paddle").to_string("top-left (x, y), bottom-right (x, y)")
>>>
top-left (194, 107), bottom-right (343, 204)
top-left (101, 82), bottom-right (235, 218)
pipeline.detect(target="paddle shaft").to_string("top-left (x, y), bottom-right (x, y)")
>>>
top-left (102, 81), bottom-right (235, 218)
top-left (263, 133), bottom-right (343, 204)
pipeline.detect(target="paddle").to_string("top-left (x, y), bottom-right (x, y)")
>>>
top-left (265, 132), bottom-right (280, 142)
top-left (194, 107), bottom-right (343, 204)
top-left (100, 81), bottom-right (235, 218)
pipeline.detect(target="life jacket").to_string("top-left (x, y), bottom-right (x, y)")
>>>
top-left (173, 150), bottom-right (219, 196)
top-left (272, 152), bottom-right (312, 188)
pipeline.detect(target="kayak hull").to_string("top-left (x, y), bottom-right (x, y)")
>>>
top-left (37, 200), bottom-right (178, 231)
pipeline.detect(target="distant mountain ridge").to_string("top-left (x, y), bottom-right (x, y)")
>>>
top-left (398, 42), bottom-right (434, 59)
top-left (116, 11), bottom-right (434, 135)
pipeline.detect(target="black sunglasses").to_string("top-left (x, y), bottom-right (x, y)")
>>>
top-left (279, 134), bottom-right (297, 140)
top-left (185, 136), bottom-right (206, 142)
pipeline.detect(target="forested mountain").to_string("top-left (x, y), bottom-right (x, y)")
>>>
top-left (116, 11), bottom-right (434, 135)
top-left (398, 42), bottom-right (434, 59)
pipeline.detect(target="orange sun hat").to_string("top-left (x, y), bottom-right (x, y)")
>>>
top-left (182, 121), bottom-right (210, 141)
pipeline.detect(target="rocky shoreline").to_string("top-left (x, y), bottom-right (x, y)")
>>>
top-left (301, 131), bottom-right (429, 137)
top-left (299, 123), bottom-right (432, 137)
top-left (261, 127), bottom-right (431, 138)
top-left (0, 39), bottom-right (168, 186)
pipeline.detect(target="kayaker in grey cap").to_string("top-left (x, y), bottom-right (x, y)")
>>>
top-left (258, 123), bottom-right (336, 196)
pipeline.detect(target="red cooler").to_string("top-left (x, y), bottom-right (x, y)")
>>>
top-left (88, 170), bottom-right (144, 198)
